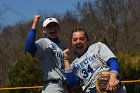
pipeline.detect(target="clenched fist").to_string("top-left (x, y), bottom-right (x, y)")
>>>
top-left (32, 15), bottom-right (40, 29)
top-left (63, 49), bottom-right (69, 60)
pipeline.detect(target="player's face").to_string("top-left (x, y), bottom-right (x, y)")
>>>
top-left (45, 22), bottom-right (60, 38)
top-left (72, 31), bottom-right (88, 54)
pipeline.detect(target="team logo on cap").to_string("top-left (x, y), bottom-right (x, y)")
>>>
top-left (49, 18), bottom-right (52, 20)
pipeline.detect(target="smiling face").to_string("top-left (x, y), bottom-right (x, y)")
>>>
top-left (72, 31), bottom-right (88, 55)
top-left (43, 22), bottom-right (60, 38)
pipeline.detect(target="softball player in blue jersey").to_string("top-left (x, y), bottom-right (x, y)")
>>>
top-left (64, 28), bottom-right (126, 93)
top-left (26, 15), bottom-right (68, 93)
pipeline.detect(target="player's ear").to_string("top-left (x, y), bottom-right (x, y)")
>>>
top-left (42, 27), bottom-right (47, 35)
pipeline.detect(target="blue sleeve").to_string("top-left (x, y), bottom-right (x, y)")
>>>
top-left (65, 71), bottom-right (80, 86)
top-left (107, 58), bottom-right (119, 73)
top-left (25, 29), bottom-right (37, 56)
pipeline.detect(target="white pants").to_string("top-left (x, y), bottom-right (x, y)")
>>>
top-left (42, 83), bottom-right (67, 93)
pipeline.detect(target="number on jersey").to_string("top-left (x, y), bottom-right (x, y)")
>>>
top-left (81, 65), bottom-right (93, 78)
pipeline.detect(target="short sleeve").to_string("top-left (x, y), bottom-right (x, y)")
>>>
top-left (98, 42), bottom-right (116, 62)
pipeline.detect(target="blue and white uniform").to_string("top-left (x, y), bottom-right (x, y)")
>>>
top-left (65, 42), bottom-right (119, 93)
top-left (26, 29), bottom-right (67, 93)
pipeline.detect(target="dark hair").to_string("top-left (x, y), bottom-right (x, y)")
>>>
top-left (71, 28), bottom-right (89, 41)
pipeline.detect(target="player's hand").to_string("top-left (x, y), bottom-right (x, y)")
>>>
top-left (106, 73), bottom-right (119, 93)
top-left (33, 15), bottom-right (40, 23)
top-left (63, 49), bottom-right (69, 60)
top-left (32, 15), bottom-right (40, 29)
top-left (63, 49), bottom-right (71, 71)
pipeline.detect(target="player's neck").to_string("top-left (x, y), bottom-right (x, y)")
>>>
top-left (46, 36), bottom-right (60, 44)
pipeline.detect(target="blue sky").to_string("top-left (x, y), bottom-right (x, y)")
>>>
top-left (0, 0), bottom-right (85, 26)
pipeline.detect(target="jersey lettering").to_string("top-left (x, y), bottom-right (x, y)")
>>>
top-left (50, 43), bottom-right (63, 58)
top-left (50, 42), bottom-right (64, 70)
top-left (72, 54), bottom-right (96, 71)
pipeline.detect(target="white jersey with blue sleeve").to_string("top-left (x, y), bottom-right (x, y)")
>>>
top-left (35, 38), bottom-right (65, 81)
top-left (71, 42), bottom-right (116, 92)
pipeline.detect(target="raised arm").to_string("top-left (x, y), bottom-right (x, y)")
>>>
top-left (63, 49), bottom-right (80, 86)
top-left (26, 15), bottom-right (40, 56)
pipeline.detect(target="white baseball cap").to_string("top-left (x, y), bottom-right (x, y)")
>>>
top-left (42, 17), bottom-right (59, 27)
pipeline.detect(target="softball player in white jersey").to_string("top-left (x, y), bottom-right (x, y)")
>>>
top-left (64, 28), bottom-right (126, 93)
top-left (26, 15), bottom-right (67, 93)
